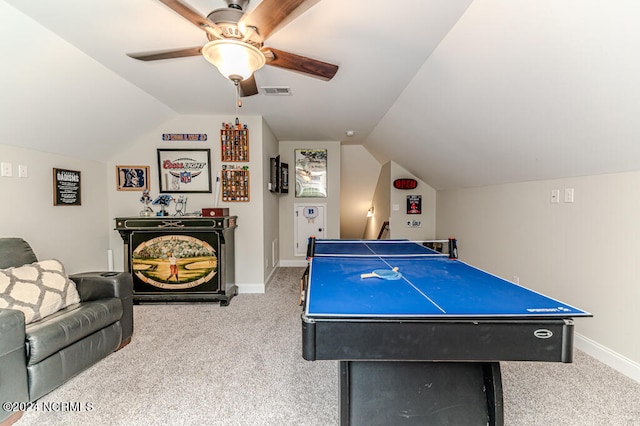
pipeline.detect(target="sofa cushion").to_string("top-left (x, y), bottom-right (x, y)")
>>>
top-left (27, 322), bottom-right (122, 401)
top-left (25, 298), bottom-right (123, 365)
top-left (0, 259), bottom-right (81, 324)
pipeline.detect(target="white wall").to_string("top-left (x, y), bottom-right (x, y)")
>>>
top-left (436, 171), bottom-right (640, 380)
top-left (0, 144), bottom-right (110, 273)
top-left (106, 114), bottom-right (269, 293)
top-left (389, 162), bottom-right (437, 240)
top-left (340, 145), bottom-right (381, 239)
top-left (363, 162), bottom-right (390, 240)
top-left (261, 120), bottom-right (280, 286)
top-left (0, 2), bottom-right (175, 163)
top-left (278, 141), bottom-right (341, 266)
top-left (362, 161), bottom-right (437, 240)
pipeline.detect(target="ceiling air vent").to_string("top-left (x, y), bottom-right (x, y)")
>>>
top-left (261, 86), bottom-right (292, 96)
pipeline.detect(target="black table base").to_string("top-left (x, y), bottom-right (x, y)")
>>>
top-left (340, 361), bottom-right (503, 426)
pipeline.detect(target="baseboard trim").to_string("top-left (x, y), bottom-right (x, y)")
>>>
top-left (575, 332), bottom-right (640, 383)
top-left (265, 267), bottom-right (277, 285)
top-left (237, 283), bottom-right (265, 294)
top-left (279, 259), bottom-right (308, 267)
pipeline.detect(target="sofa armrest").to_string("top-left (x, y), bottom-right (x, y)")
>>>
top-left (0, 309), bottom-right (26, 357)
top-left (70, 272), bottom-right (133, 301)
top-left (0, 309), bottom-right (29, 422)
top-left (69, 272), bottom-right (134, 345)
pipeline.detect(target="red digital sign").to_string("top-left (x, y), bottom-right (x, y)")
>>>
top-left (393, 178), bottom-right (418, 190)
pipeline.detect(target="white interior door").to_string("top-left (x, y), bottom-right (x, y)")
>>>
top-left (294, 204), bottom-right (326, 256)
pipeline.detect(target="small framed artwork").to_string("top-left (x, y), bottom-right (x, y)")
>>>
top-left (157, 149), bottom-right (212, 193)
top-left (116, 166), bottom-right (150, 191)
top-left (407, 195), bottom-right (422, 214)
top-left (269, 156), bottom-right (280, 192)
top-left (295, 149), bottom-right (327, 198)
top-left (53, 168), bottom-right (81, 206)
top-left (280, 162), bottom-right (289, 193)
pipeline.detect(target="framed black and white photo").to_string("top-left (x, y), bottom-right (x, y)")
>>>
top-left (295, 149), bottom-right (327, 198)
top-left (157, 149), bottom-right (212, 193)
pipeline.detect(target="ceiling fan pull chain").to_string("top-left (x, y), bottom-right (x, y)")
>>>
top-left (235, 81), bottom-right (242, 112)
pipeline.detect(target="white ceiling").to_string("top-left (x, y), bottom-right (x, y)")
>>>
top-left (2, 0), bottom-right (640, 189)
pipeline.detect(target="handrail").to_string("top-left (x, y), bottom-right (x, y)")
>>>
top-left (377, 221), bottom-right (390, 239)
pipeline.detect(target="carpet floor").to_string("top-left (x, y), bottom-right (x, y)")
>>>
top-left (19, 267), bottom-right (640, 425)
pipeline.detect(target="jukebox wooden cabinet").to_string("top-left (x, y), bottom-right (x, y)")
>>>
top-left (115, 216), bottom-right (238, 305)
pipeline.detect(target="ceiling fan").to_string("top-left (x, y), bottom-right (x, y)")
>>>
top-left (127, 0), bottom-right (339, 97)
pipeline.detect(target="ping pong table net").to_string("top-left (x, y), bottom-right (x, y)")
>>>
top-left (306, 238), bottom-right (458, 260)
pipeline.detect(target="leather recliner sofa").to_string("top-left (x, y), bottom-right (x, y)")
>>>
top-left (0, 238), bottom-right (133, 425)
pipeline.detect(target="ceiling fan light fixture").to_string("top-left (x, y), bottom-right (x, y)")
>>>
top-left (202, 39), bottom-right (266, 82)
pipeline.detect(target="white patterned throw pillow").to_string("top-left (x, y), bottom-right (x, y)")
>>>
top-left (0, 259), bottom-right (81, 324)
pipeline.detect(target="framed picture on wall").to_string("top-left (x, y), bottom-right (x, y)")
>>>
top-left (295, 149), bottom-right (327, 198)
top-left (157, 149), bottom-right (212, 193)
top-left (53, 168), bottom-right (81, 206)
top-left (269, 156), bottom-right (280, 192)
top-left (116, 165), bottom-right (150, 191)
top-left (407, 195), bottom-right (422, 214)
top-left (280, 162), bottom-right (289, 193)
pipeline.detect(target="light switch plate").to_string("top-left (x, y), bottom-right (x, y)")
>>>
top-left (1, 162), bottom-right (12, 177)
top-left (564, 188), bottom-right (574, 203)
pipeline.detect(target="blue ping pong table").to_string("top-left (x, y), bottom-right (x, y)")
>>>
top-left (301, 239), bottom-right (591, 426)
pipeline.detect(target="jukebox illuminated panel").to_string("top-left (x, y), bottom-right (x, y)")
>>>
top-left (130, 232), bottom-right (220, 293)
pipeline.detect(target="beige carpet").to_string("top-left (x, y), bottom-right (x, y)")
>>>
top-left (19, 267), bottom-right (640, 425)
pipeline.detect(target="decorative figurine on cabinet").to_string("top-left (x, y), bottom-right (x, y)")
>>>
top-left (152, 194), bottom-right (173, 216)
top-left (139, 189), bottom-right (153, 216)
top-left (174, 195), bottom-right (187, 216)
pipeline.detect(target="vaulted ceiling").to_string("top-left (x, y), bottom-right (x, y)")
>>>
top-left (2, 0), bottom-right (639, 190)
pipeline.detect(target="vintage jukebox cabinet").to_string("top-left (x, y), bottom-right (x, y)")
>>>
top-left (115, 216), bottom-right (237, 305)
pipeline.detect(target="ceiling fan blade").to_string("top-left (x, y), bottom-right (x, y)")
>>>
top-left (241, 0), bottom-right (320, 40)
top-left (263, 48), bottom-right (338, 81)
top-left (158, 0), bottom-right (220, 36)
top-left (238, 75), bottom-right (259, 97)
top-left (127, 47), bottom-right (203, 61)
